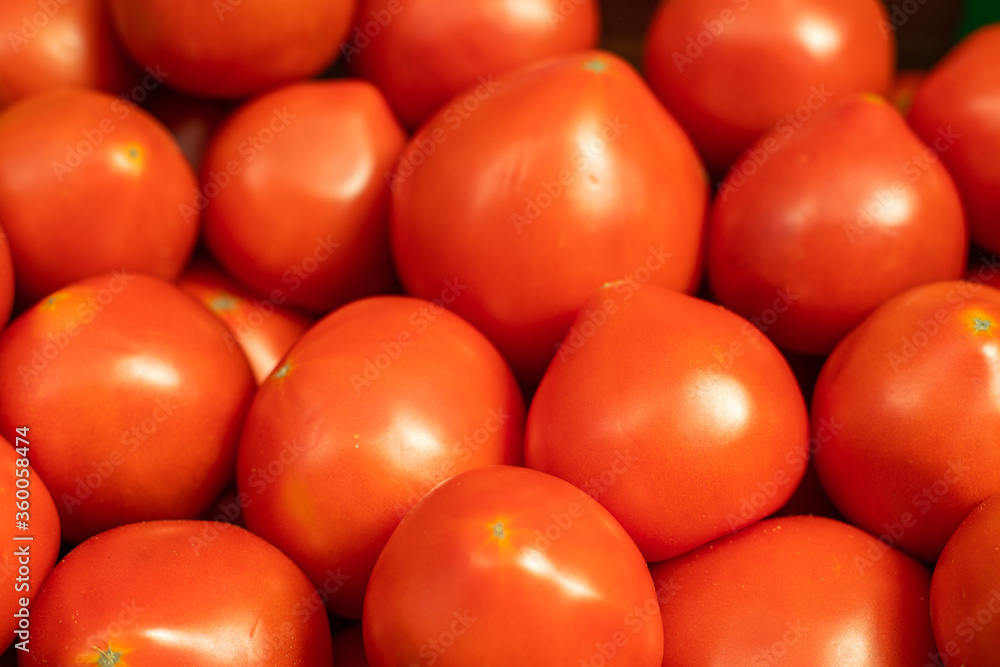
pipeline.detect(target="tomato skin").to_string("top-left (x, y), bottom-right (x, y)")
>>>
top-left (909, 25), bottom-right (1000, 256)
top-left (526, 283), bottom-right (808, 562)
top-left (203, 80), bottom-right (404, 314)
top-left (650, 516), bottom-right (936, 665)
top-left (812, 281), bottom-right (1000, 563)
top-left (391, 50), bottom-right (707, 386)
top-left (0, 89), bottom-right (197, 307)
top-left (107, 0), bottom-right (355, 99)
top-left (0, 0), bottom-right (135, 108)
top-left (23, 520), bottom-right (333, 665)
top-left (0, 273), bottom-right (255, 543)
top-left (644, 0), bottom-right (893, 174)
top-left (348, 0), bottom-right (599, 128)
top-left (178, 258), bottom-right (312, 384)
top-left (364, 465), bottom-right (663, 667)
top-left (708, 96), bottom-right (967, 356)
top-left (931, 492), bottom-right (1000, 662)
top-left (238, 295), bottom-right (524, 620)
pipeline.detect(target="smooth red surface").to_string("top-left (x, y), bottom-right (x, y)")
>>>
top-left (812, 281), bottom-right (1000, 562)
top-left (364, 465), bottom-right (663, 667)
top-left (708, 96), bottom-right (967, 355)
top-left (650, 516), bottom-right (936, 665)
top-left (24, 521), bottom-right (333, 665)
top-left (238, 296), bottom-right (524, 619)
top-left (0, 274), bottom-right (255, 542)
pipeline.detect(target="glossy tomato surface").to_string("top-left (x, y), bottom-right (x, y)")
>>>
top-left (526, 282), bottom-right (808, 562)
top-left (931, 492), bottom-right (1000, 663)
top-left (0, 89), bottom-right (197, 307)
top-left (650, 516), bottom-right (936, 665)
top-left (238, 296), bottom-right (524, 619)
top-left (644, 0), bottom-right (894, 174)
top-left (909, 25), bottom-right (1000, 256)
top-left (348, 0), bottom-right (599, 128)
top-left (203, 80), bottom-right (404, 313)
top-left (391, 50), bottom-right (707, 386)
top-left (0, 0), bottom-right (135, 108)
top-left (813, 281), bottom-right (1000, 562)
top-left (708, 96), bottom-right (967, 356)
top-left (24, 521), bottom-right (332, 665)
top-left (0, 273), bottom-right (255, 543)
top-left (364, 465), bottom-right (663, 667)
top-left (107, 0), bottom-right (355, 99)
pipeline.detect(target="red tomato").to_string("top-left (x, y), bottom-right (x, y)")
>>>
top-left (708, 96), bottom-right (967, 356)
top-left (178, 258), bottom-right (312, 384)
top-left (332, 625), bottom-right (369, 667)
top-left (0, 0), bottom-right (135, 108)
top-left (650, 516), bottom-right (936, 665)
top-left (0, 273), bottom-right (254, 543)
top-left (0, 89), bottom-right (197, 307)
top-left (25, 521), bottom-right (333, 664)
top-left (391, 50), bottom-right (707, 386)
top-left (347, 0), bottom-right (599, 128)
top-left (107, 0), bottom-right (356, 99)
top-left (364, 465), bottom-right (663, 666)
top-left (931, 492), bottom-right (1000, 663)
top-left (909, 25), bottom-right (1000, 256)
top-left (0, 435), bottom-right (59, 653)
top-left (0, 225), bottom-right (12, 330)
top-left (238, 296), bottom-right (524, 619)
top-left (143, 90), bottom-right (234, 173)
top-left (812, 281), bottom-right (1000, 562)
top-left (202, 80), bottom-right (404, 313)
top-left (644, 0), bottom-right (894, 174)
top-left (525, 283), bottom-right (808, 562)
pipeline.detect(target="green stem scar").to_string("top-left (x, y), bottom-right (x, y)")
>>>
top-left (492, 522), bottom-right (506, 539)
top-left (95, 647), bottom-right (122, 666)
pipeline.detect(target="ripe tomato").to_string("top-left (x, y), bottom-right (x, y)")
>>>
top-left (0, 273), bottom-right (255, 543)
top-left (391, 50), bottom-right (707, 386)
top-left (812, 280), bottom-right (1000, 562)
top-left (909, 25), bottom-right (1000, 256)
top-left (0, 0), bottom-right (135, 108)
top-left (238, 296), bottom-right (524, 619)
top-left (0, 89), bottom-right (197, 307)
top-left (526, 283), bottom-right (808, 562)
top-left (364, 465), bottom-right (663, 667)
top-left (25, 521), bottom-right (333, 665)
top-left (202, 80), bottom-right (404, 314)
top-left (347, 0), bottom-right (599, 128)
top-left (644, 0), bottom-right (894, 174)
top-left (332, 625), bottom-right (369, 667)
top-left (0, 436), bottom-right (59, 653)
top-left (931, 492), bottom-right (1000, 663)
top-left (107, 0), bottom-right (356, 99)
top-left (708, 96), bottom-right (967, 356)
top-left (650, 516), bottom-right (936, 665)
top-left (178, 258), bottom-right (312, 385)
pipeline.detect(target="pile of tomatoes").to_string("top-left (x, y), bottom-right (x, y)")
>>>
top-left (0, 0), bottom-right (998, 664)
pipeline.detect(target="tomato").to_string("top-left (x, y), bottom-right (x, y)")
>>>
top-left (143, 90), bottom-right (234, 172)
top-left (332, 625), bottom-right (369, 667)
top-left (178, 257), bottom-right (312, 384)
top-left (0, 225), bottom-right (12, 330)
top-left (812, 280), bottom-right (1000, 562)
top-left (644, 0), bottom-right (894, 174)
top-left (0, 273), bottom-right (255, 543)
top-left (363, 465), bottom-right (663, 666)
top-left (202, 80), bottom-right (404, 314)
top-left (909, 25), bottom-right (1000, 256)
top-left (0, 435), bottom-right (59, 653)
top-left (25, 520), bottom-right (332, 665)
top-left (107, 0), bottom-right (355, 99)
top-left (708, 96), bottom-right (967, 356)
top-left (650, 516), bottom-right (936, 665)
top-left (347, 0), bottom-right (599, 128)
top-left (0, 0), bottom-right (135, 108)
top-left (237, 295), bottom-right (524, 619)
top-left (931, 492), bottom-right (1000, 663)
top-left (0, 89), bottom-right (197, 307)
top-left (525, 282), bottom-right (807, 562)
top-left (391, 50), bottom-right (707, 386)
